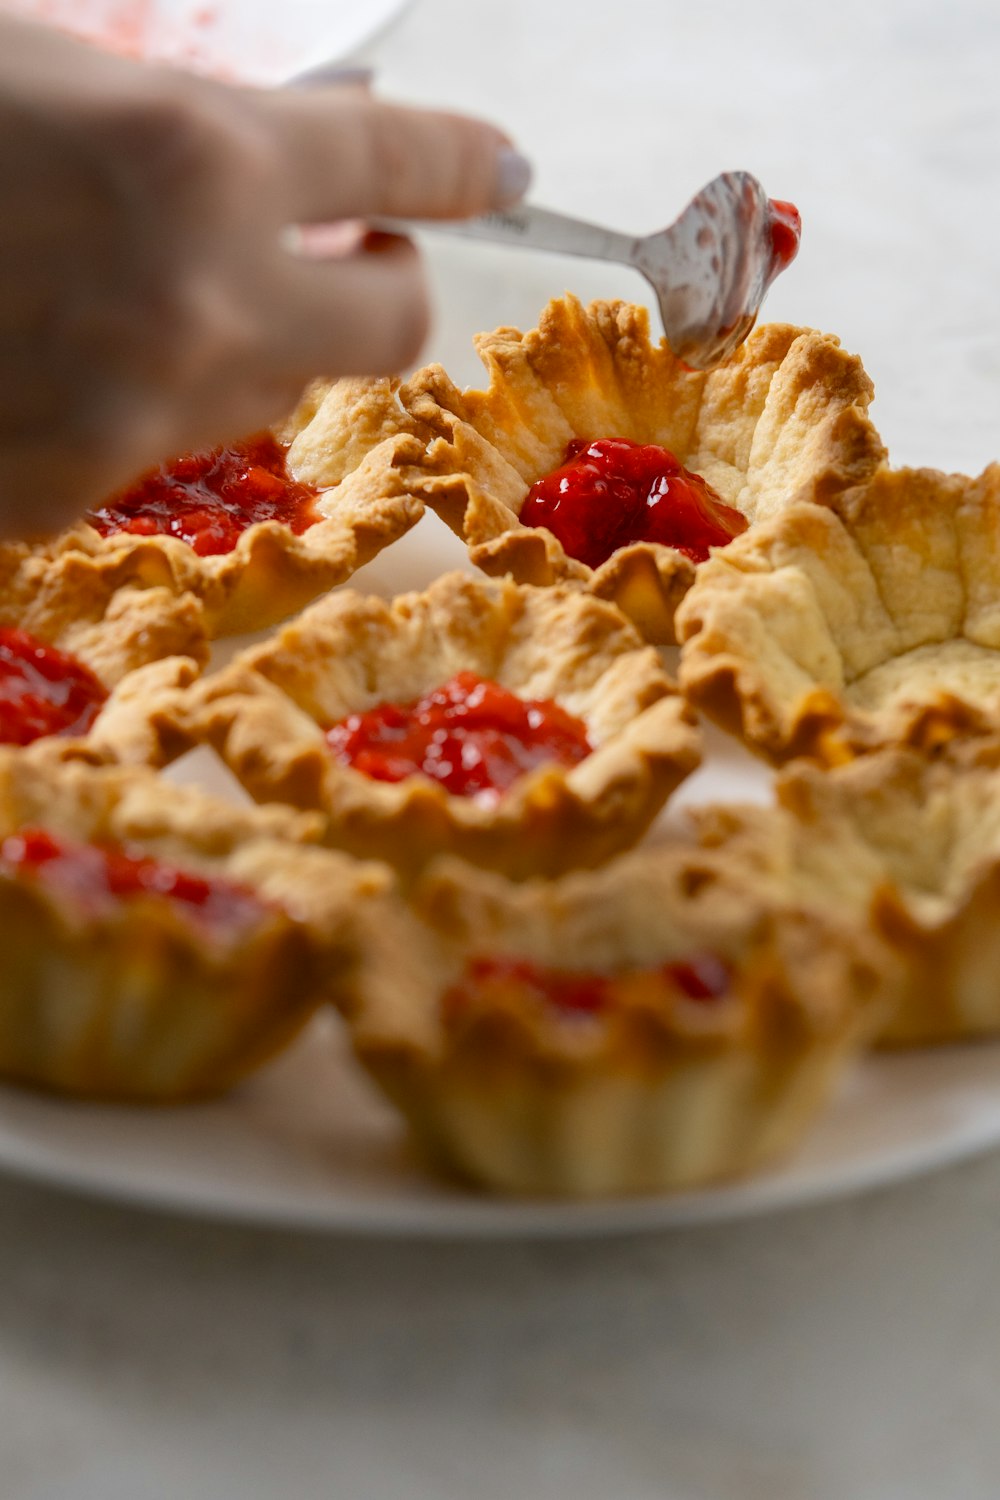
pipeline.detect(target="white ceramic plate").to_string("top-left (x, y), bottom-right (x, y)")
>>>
top-left (2, 981), bottom-right (1000, 1237)
top-left (1, 511), bottom-right (998, 1237)
top-left (1, 246), bottom-right (998, 1236)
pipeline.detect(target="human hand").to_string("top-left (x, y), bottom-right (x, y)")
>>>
top-left (0, 19), bottom-right (532, 535)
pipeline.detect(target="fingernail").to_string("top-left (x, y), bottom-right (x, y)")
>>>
top-left (289, 64), bottom-right (375, 89)
top-left (495, 147), bottom-right (533, 207)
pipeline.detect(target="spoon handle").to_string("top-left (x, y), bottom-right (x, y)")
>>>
top-left (372, 204), bottom-right (640, 265)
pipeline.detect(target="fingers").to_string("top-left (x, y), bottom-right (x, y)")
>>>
top-left (264, 233), bottom-right (430, 380)
top-left (258, 90), bottom-right (532, 224)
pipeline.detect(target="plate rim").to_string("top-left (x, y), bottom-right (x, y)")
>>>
top-left (2, 1043), bottom-right (1000, 1238)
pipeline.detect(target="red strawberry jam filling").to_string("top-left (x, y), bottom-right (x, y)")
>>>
top-left (447, 954), bottom-right (733, 1019)
top-left (326, 670), bottom-right (592, 803)
top-left (519, 438), bottom-right (748, 570)
top-left (0, 628), bottom-right (108, 746)
top-left (0, 827), bottom-right (267, 935)
top-left (88, 432), bottom-right (323, 558)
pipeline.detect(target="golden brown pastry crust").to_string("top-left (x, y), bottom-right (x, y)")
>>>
top-left (342, 849), bottom-right (887, 1197)
top-left (690, 741), bottom-right (1000, 1046)
top-left (0, 545), bottom-right (208, 682)
top-left (0, 545), bottom-right (209, 765)
top-left (677, 464), bottom-right (1000, 764)
top-left (0, 752), bottom-right (388, 1102)
top-left (403, 296), bottom-right (884, 643)
top-left (61, 656), bottom-right (203, 769)
top-left (182, 571), bottom-right (702, 881)
top-left (29, 378), bottom-right (426, 638)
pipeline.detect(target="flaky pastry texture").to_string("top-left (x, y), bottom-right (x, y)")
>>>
top-left (0, 543), bottom-right (209, 765)
top-left (0, 753), bottom-right (388, 1101)
top-left (677, 464), bottom-right (1000, 764)
top-left (33, 378), bottom-right (426, 637)
top-left (690, 741), bottom-right (1000, 1045)
top-left (183, 571), bottom-right (701, 881)
top-left (341, 847), bottom-right (887, 1198)
top-left (402, 296), bottom-right (883, 643)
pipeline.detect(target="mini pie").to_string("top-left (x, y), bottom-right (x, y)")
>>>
top-left (341, 846), bottom-right (888, 1197)
top-left (0, 540), bottom-right (208, 765)
top-left (402, 295), bottom-right (884, 643)
top-left (691, 741), bottom-right (1000, 1046)
top-left (183, 571), bottom-right (702, 881)
top-left (35, 377), bottom-right (427, 637)
top-left (677, 464), bottom-right (1000, 764)
top-left (0, 751), bottom-right (388, 1102)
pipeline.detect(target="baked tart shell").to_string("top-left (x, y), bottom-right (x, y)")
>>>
top-left (27, 378), bottom-right (427, 639)
top-left (403, 296), bottom-right (884, 643)
top-left (182, 572), bottom-right (702, 881)
top-left (0, 754), bottom-right (384, 1102)
top-left (0, 542), bottom-right (210, 764)
top-left (691, 744), bottom-right (1000, 1047)
top-left (678, 465), bottom-right (1000, 765)
top-left (342, 851), bottom-right (888, 1197)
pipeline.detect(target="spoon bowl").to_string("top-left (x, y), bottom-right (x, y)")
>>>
top-left (377, 172), bottom-right (801, 372)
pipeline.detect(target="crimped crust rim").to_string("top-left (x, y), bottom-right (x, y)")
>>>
top-left (179, 571), bottom-right (702, 879)
top-left (677, 465), bottom-right (1000, 765)
top-left (0, 752), bottom-right (393, 1101)
top-left (686, 740), bottom-right (1000, 1045)
top-left (401, 296), bottom-right (884, 643)
top-left (24, 378), bottom-right (429, 638)
top-left (338, 845), bottom-right (886, 1196)
top-left (344, 843), bottom-right (889, 1064)
top-left (0, 749), bottom-right (391, 936)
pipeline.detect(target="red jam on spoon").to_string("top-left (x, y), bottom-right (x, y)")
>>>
top-left (0, 827), bottom-right (267, 935)
top-left (326, 670), bottom-right (592, 803)
top-left (519, 438), bottom-right (748, 571)
top-left (0, 628), bottom-right (108, 746)
top-left (767, 199), bottom-right (802, 276)
top-left (88, 433), bottom-right (323, 558)
top-left (446, 953), bottom-right (733, 1020)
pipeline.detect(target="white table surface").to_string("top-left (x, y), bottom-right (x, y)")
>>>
top-left (6, 2), bottom-right (1000, 1496)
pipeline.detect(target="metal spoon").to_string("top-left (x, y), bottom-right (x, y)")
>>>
top-left (375, 172), bottom-right (800, 372)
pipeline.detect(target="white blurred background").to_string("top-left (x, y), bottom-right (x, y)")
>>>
top-left (4, 4), bottom-right (1000, 1498)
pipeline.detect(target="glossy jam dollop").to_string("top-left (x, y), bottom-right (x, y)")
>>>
top-left (447, 953), bottom-right (733, 1020)
top-left (88, 433), bottom-right (323, 558)
top-left (0, 827), bottom-right (267, 934)
top-left (767, 198), bottom-right (802, 275)
top-left (326, 670), bottom-right (592, 803)
top-left (519, 438), bottom-right (748, 570)
top-left (0, 628), bottom-right (108, 747)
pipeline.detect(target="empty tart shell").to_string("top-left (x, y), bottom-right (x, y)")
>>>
top-left (341, 847), bottom-right (888, 1197)
top-left (691, 741), bottom-right (1000, 1046)
top-left (402, 295), bottom-right (884, 643)
top-left (677, 464), bottom-right (1000, 764)
top-left (0, 752), bottom-right (387, 1101)
top-left (0, 542), bottom-right (209, 765)
top-left (182, 571), bottom-right (702, 882)
top-left (32, 377), bottom-right (427, 638)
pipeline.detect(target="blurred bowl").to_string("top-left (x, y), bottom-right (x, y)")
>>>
top-left (0, 0), bottom-right (412, 83)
